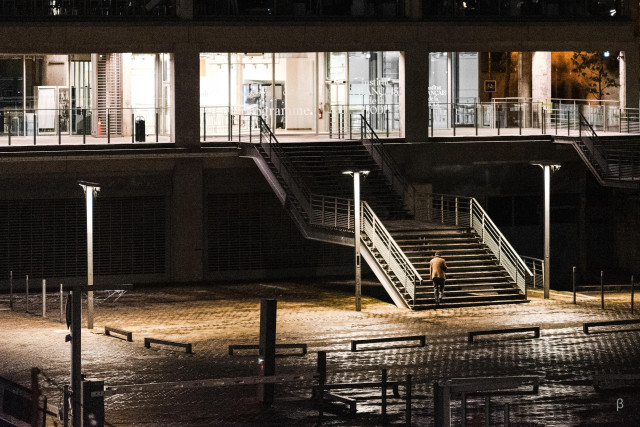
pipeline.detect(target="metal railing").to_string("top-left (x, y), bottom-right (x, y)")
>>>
top-left (522, 256), bottom-right (544, 290)
top-left (0, 0), bottom-right (175, 18)
top-left (0, 107), bottom-right (169, 145)
top-left (307, 193), bottom-right (419, 303)
top-left (360, 114), bottom-right (417, 215)
top-left (328, 104), bottom-right (400, 139)
top-left (425, 193), bottom-right (531, 293)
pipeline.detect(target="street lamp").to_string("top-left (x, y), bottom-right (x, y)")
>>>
top-left (342, 170), bottom-right (369, 311)
top-left (78, 181), bottom-right (100, 329)
top-left (530, 162), bottom-right (561, 299)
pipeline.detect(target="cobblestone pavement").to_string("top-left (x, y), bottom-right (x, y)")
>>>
top-left (1, 280), bottom-right (639, 426)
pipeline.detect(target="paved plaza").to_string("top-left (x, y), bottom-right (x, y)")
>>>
top-left (1, 280), bottom-right (639, 426)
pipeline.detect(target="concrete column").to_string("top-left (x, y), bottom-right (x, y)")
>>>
top-left (518, 52), bottom-right (533, 127)
top-left (621, 49), bottom-right (640, 109)
top-left (171, 159), bottom-right (203, 282)
top-left (171, 48), bottom-right (200, 148)
top-left (532, 52), bottom-right (552, 102)
top-left (401, 47), bottom-right (430, 142)
top-left (175, 0), bottom-right (194, 20)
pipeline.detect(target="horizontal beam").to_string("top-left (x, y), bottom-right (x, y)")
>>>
top-left (468, 327), bottom-right (540, 343)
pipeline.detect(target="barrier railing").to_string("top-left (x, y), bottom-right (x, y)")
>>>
top-left (522, 256), bottom-right (544, 289)
top-left (0, 107), bottom-right (169, 145)
top-left (426, 193), bottom-right (531, 293)
top-left (360, 114), bottom-right (417, 215)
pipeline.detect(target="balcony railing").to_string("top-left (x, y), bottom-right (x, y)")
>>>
top-left (0, 107), bottom-right (171, 145)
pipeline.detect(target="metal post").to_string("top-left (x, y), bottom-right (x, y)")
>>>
top-left (430, 108), bottom-right (434, 138)
top-left (350, 114), bottom-right (353, 140)
top-left (386, 108), bottom-right (389, 137)
top-left (82, 379), bottom-right (105, 427)
top-left (155, 112), bottom-right (159, 142)
top-left (258, 299), bottom-right (277, 404)
top-left (33, 115), bottom-right (37, 145)
top-left (9, 271), bottom-right (12, 309)
top-left (31, 367), bottom-right (42, 427)
top-left (329, 111), bottom-right (333, 138)
top-left (70, 290), bottom-right (82, 427)
top-left (63, 385), bottom-right (69, 427)
top-left (60, 284), bottom-right (64, 323)
top-left (8, 113), bottom-right (11, 145)
top-left (82, 109), bottom-right (86, 145)
top-left (519, 106), bottom-right (522, 135)
top-left (405, 374), bottom-right (411, 427)
top-left (107, 110), bottom-right (111, 144)
top-left (58, 114), bottom-right (62, 145)
top-left (249, 115), bottom-right (252, 142)
top-left (571, 265), bottom-right (576, 304)
top-left (434, 381), bottom-right (450, 427)
top-left (42, 279), bottom-right (46, 318)
top-left (26, 275), bottom-right (29, 313)
top-left (131, 113), bottom-right (135, 143)
top-left (354, 172), bottom-right (362, 312)
top-left (632, 275), bottom-right (635, 314)
top-left (543, 165), bottom-right (551, 299)
top-left (381, 368), bottom-right (387, 422)
top-left (485, 396), bottom-right (490, 427)
top-left (455, 197), bottom-right (459, 226)
top-left (568, 111), bottom-right (571, 136)
top-left (475, 103), bottom-right (478, 136)
top-left (601, 270), bottom-right (605, 309)
top-left (80, 183), bottom-right (99, 330)
top-left (203, 111), bottom-right (206, 142)
top-left (238, 115), bottom-right (242, 142)
top-left (542, 108), bottom-right (545, 134)
top-left (317, 351), bottom-right (326, 419)
top-left (440, 195), bottom-right (444, 224)
top-left (504, 403), bottom-right (510, 427)
top-left (497, 110), bottom-right (500, 136)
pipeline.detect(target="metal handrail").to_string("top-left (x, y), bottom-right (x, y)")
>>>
top-left (360, 114), bottom-right (418, 215)
top-left (522, 256), bottom-right (544, 290)
top-left (361, 201), bottom-right (419, 301)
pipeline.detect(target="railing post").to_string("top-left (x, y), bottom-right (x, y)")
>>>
top-left (498, 236), bottom-right (502, 263)
top-left (131, 113), bottom-right (135, 143)
top-left (497, 108), bottom-right (500, 135)
top-left (238, 115), bottom-right (242, 142)
top-left (334, 198), bottom-right (338, 228)
top-left (568, 111), bottom-right (571, 136)
top-left (329, 110), bottom-right (333, 139)
top-left (474, 102), bottom-right (478, 136)
top-left (519, 105), bottom-right (522, 135)
top-left (25, 275), bottom-right (29, 313)
top-left (9, 271), bottom-right (13, 309)
top-left (430, 107), bottom-right (434, 138)
top-left (249, 115), bottom-right (252, 142)
top-left (321, 195), bottom-right (325, 225)
top-left (347, 199), bottom-right (351, 229)
top-left (82, 109), bottom-right (87, 144)
top-left (469, 198), bottom-right (473, 229)
top-left (542, 108), bottom-right (545, 134)
top-left (455, 197), bottom-right (458, 226)
top-left (571, 265), bottom-right (576, 304)
top-left (203, 111), bottom-right (207, 142)
top-left (452, 104), bottom-right (456, 137)
top-left (619, 109), bottom-right (622, 133)
top-left (156, 111), bottom-right (159, 142)
top-left (7, 113), bottom-right (11, 145)
top-left (107, 109), bottom-right (111, 144)
top-left (33, 114), bottom-right (37, 145)
top-left (386, 108), bottom-right (389, 138)
top-left (579, 115), bottom-right (582, 137)
top-left (555, 110), bottom-right (558, 135)
top-left (601, 270), bottom-right (605, 309)
top-left (440, 195), bottom-right (444, 224)
top-left (481, 213), bottom-right (485, 243)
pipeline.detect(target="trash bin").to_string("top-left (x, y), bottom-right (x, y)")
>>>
top-left (135, 116), bottom-right (146, 142)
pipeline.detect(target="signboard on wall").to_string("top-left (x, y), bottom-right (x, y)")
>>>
top-left (484, 80), bottom-right (496, 92)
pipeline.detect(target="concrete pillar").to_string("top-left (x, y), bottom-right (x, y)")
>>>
top-left (401, 47), bottom-right (430, 142)
top-left (171, 48), bottom-right (200, 148)
top-left (532, 52), bottom-right (552, 102)
top-left (176, 0), bottom-right (194, 20)
top-left (518, 52), bottom-right (533, 127)
top-left (621, 49), bottom-right (640, 109)
top-left (171, 159), bottom-right (203, 282)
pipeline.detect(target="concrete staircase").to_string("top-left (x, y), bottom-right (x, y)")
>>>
top-left (386, 221), bottom-right (528, 309)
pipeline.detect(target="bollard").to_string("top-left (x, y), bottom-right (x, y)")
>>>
top-left (60, 284), bottom-right (64, 324)
top-left (317, 351), bottom-right (326, 420)
top-left (405, 374), bottom-right (412, 426)
top-left (381, 368), bottom-right (387, 422)
top-left (485, 395), bottom-right (490, 427)
top-left (434, 381), bottom-right (451, 426)
top-left (42, 279), bottom-right (46, 318)
top-left (601, 270), bottom-right (605, 310)
top-left (632, 275), bottom-right (635, 315)
top-left (63, 385), bottom-right (69, 427)
top-left (571, 265), bottom-right (576, 304)
top-left (504, 403), bottom-right (510, 427)
top-left (257, 299), bottom-right (277, 405)
top-left (9, 270), bottom-right (13, 309)
top-left (26, 275), bottom-right (29, 313)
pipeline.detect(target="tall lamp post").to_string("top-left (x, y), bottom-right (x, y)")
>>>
top-left (530, 162), bottom-right (561, 299)
top-left (78, 181), bottom-right (100, 329)
top-left (343, 170), bottom-right (369, 311)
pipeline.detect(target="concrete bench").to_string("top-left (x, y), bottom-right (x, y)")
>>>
top-left (583, 319), bottom-right (640, 334)
top-left (312, 389), bottom-right (357, 414)
top-left (351, 335), bottom-right (426, 352)
top-left (144, 337), bottom-right (192, 354)
top-left (468, 327), bottom-right (540, 343)
top-left (104, 326), bottom-right (133, 342)
top-left (318, 381), bottom-right (401, 397)
top-left (228, 343), bottom-right (307, 356)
